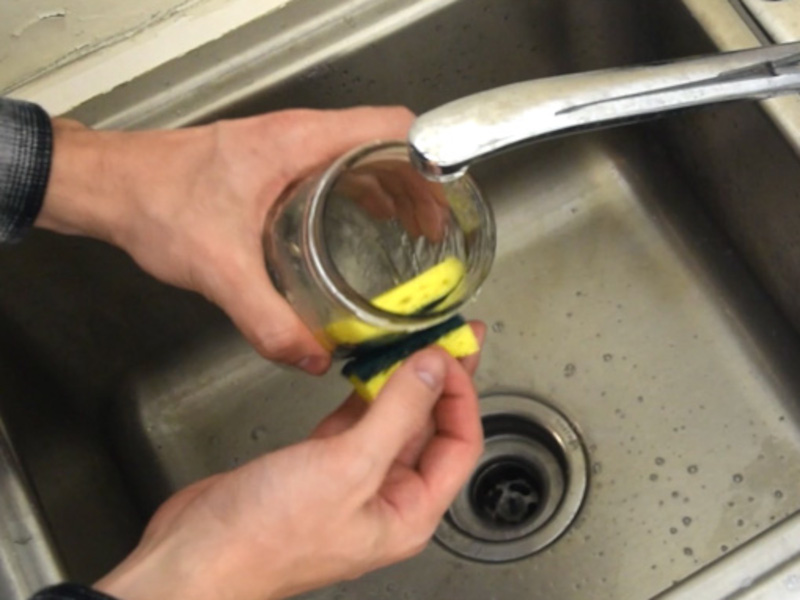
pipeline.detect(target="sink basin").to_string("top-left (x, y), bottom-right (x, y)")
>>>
top-left (2, 0), bottom-right (800, 598)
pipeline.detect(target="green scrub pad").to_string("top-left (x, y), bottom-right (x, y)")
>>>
top-left (342, 314), bottom-right (479, 401)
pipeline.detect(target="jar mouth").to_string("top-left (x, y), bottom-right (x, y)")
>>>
top-left (307, 140), bottom-right (496, 334)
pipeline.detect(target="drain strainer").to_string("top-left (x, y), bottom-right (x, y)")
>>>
top-left (435, 394), bottom-right (588, 562)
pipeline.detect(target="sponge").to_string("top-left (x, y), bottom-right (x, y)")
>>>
top-left (342, 314), bottom-right (479, 401)
top-left (325, 256), bottom-right (465, 346)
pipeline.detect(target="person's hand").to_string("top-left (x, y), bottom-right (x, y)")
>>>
top-left (334, 159), bottom-right (451, 242)
top-left (35, 107), bottom-right (415, 373)
top-left (94, 323), bottom-right (485, 600)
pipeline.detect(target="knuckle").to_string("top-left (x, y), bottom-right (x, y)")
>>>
top-left (253, 322), bottom-right (302, 360)
top-left (331, 436), bottom-right (378, 486)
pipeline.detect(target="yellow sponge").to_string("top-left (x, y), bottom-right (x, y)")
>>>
top-left (342, 315), bottom-right (479, 402)
top-left (325, 256), bottom-right (465, 346)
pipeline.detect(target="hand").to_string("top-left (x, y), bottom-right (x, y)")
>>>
top-left (36, 107), bottom-right (415, 373)
top-left (334, 159), bottom-right (451, 242)
top-left (94, 323), bottom-right (485, 600)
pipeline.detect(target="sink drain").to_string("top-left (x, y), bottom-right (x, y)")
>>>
top-left (435, 394), bottom-right (588, 562)
top-left (473, 459), bottom-right (542, 527)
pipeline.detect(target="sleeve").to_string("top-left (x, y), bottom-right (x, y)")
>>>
top-left (0, 97), bottom-right (53, 243)
top-left (30, 583), bottom-right (119, 600)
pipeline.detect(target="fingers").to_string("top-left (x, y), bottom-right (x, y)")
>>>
top-left (415, 356), bottom-right (483, 517)
top-left (309, 394), bottom-right (367, 439)
top-left (395, 321), bottom-right (485, 466)
top-left (320, 320), bottom-right (485, 451)
top-left (375, 352), bottom-right (481, 549)
top-left (390, 164), bottom-right (449, 242)
top-left (460, 321), bottom-right (486, 376)
top-left (211, 247), bottom-right (331, 374)
top-left (268, 107), bottom-right (415, 179)
top-left (363, 163), bottom-right (449, 243)
top-left (345, 348), bottom-right (449, 479)
top-left (393, 418), bottom-right (436, 468)
top-left (335, 173), bottom-right (397, 221)
top-left (213, 107), bottom-right (413, 371)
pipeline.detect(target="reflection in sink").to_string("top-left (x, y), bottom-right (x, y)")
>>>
top-left (3, 0), bottom-right (800, 598)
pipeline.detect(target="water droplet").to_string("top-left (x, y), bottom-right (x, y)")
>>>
top-left (784, 574), bottom-right (800, 591)
top-left (721, 545), bottom-right (729, 553)
top-left (250, 426), bottom-right (268, 442)
top-left (683, 547), bottom-right (694, 556)
top-left (687, 465), bottom-right (699, 474)
top-left (564, 363), bottom-right (577, 378)
top-left (649, 473), bottom-right (659, 482)
top-left (775, 490), bottom-right (784, 499)
top-left (603, 353), bottom-right (614, 362)
top-left (491, 320), bottom-right (505, 333)
top-left (655, 457), bottom-right (665, 466)
top-left (669, 527), bottom-right (678, 535)
top-left (592, 462), bottom-right (603, 475)
top-left (733, 473), bottom-right (744, 483)
top-left (682, 516), bottom-right (692, 527)
top-left (737, 519), bottom-right (745, 527)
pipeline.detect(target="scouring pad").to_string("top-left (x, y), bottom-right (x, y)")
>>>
top-left (325, 256), bottom-right (466, 346)
top-left (342, 314), bottom-right (479, 401)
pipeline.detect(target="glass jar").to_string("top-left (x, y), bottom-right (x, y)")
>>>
top-left (264, 141), bottom-right (495, 357)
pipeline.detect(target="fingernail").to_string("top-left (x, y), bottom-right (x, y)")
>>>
top-left (297, 355), bottom-right (328, 374)
top-left (414, 352), bottom-right (445, 390)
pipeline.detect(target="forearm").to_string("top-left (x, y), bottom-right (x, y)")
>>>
top-left (1, 97), bottom-right (212, 246)
top-left (0, 97), bottom-right (127, 244)
top-left (33, 118), bottom-right (123, 242)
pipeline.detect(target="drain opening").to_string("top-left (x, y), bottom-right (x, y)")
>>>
top-left (472, 458), bottom-right (542, 527)
top-left (435, 394), bottom-right (588, 562)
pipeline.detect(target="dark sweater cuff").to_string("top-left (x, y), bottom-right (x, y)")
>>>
top-left (30, 583), bottom-right (118, 600)
top-left (0, 98), bottom-right (53, 243)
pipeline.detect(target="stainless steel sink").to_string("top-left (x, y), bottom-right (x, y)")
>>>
top-left (3, 0), bottom-right (800, 598)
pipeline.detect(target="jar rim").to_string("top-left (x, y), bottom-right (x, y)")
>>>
top-left (306, 140), bottom-right (494, 334)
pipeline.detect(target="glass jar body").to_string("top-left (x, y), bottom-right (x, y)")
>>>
top-left (264, 142), bottom-right (495, 357)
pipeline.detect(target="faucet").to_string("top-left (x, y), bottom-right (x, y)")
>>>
top-left (408, 42), bottom-right (800, 182)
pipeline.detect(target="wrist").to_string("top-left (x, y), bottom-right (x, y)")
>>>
top-left (35, 120), bottom-right (213, 247)
top-left (35, 119), bottom-right (127, 242)
top-left (94, 539), bottom-right (221, 600)
top-left (94, 532), bottom-right (285, 600)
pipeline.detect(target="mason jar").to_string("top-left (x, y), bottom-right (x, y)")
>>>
top-left (264, 141), bottom-right (495, 357)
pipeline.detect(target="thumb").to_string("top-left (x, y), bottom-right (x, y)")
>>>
top-left (347, 349), bottom-right (448, 477)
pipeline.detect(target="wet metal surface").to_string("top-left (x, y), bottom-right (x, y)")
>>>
top-left (1, 0), bottom-right (800, 598)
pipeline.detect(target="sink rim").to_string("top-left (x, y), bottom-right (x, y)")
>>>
top-left (4, 0), bottom-right (800, 597)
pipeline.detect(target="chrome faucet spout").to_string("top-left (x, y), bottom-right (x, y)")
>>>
top-left (408, 42), bottom-right (800, 181)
